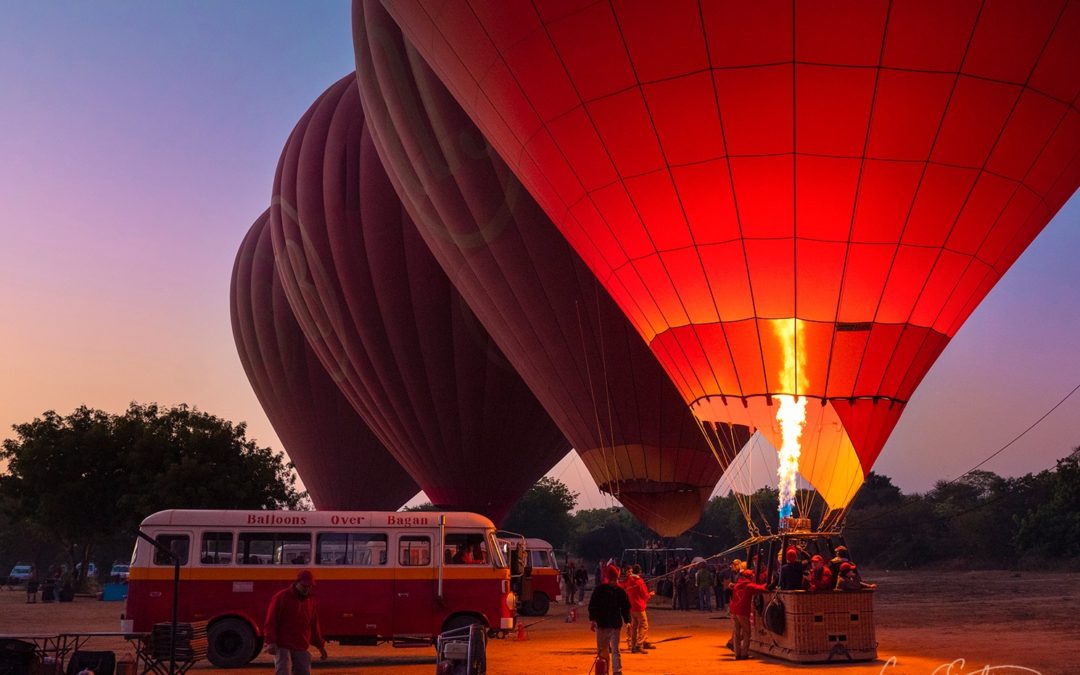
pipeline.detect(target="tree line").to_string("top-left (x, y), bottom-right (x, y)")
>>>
top-left (496, 448), bottom-right (1080, 571)
top-left (3, 403), bottom-right (1075, 584)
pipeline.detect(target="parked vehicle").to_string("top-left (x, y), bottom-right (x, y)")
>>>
top-left (109, 563), bottom-right (130, 582)
top-left (7, 563), bottom-right (33, 586)
top-left (498, 536), bottom-right (561, 616)
top-left (127, 510), bottom-right (516, 667)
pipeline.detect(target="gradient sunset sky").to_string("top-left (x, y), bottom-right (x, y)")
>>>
top-left (2, 1), bottom-right (1077, 512)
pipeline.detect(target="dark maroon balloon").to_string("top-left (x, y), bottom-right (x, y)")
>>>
top-left (269, 74), bottom-right (570, 523)
top-left (230, 209), bottom-right (419, 510)
top-left (353, 4), bottom-right (749, 536)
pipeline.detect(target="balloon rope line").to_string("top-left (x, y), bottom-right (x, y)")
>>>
top-left (948, 380), bottom-right (1080, 483)
top-left (848, 380), bottom-right (1080, 531)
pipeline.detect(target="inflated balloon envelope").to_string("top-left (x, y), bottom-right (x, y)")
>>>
top-left (379, 0), bottom-right (1080, 516)
top-left (354, 2), bottom-right (750, 535)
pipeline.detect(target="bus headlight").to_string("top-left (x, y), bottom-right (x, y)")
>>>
top-left (506, 592), bottom-right (517, 611)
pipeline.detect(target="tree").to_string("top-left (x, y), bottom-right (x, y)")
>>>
top-left (1014, 449), bottom-right (1080, 562)
top-left (0, 403), bottom-right (304, 587)
top-left (499, 477), bottom-right (577, 547)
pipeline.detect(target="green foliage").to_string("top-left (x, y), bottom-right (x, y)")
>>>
top-left (1014, 450), bottom-right (1080, 560)
top-left (0, 403), bottom-right (305, 586)
top-left (500, 477), bottom-right (578, 547)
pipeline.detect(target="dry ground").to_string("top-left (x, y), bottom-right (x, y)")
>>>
top-left (1, 570), bottom-right (1077, 674)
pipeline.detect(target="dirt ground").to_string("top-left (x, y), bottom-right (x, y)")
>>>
top-left (1, 570), bottom-right (1077, 674)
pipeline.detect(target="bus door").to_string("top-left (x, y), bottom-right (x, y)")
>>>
top-left (136, 530), bottom-right (194, 626)
top-left (393, 533), bottom-right (435, 635)
top-left (314, 532), bottom-right (393, 637)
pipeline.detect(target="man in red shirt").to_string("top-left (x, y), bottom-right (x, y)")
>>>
top-left (624, 564), bottom-right (655, 653)
top-left (264, 570), bottom-right (328, 675)
top-left (729, 569), bottom-right (768, 660)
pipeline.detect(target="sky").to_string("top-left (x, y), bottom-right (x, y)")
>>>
top-left (1, 1), bottom-right (1077, 514)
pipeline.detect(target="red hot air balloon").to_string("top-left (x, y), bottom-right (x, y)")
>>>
top-left (269, 74), bottom-right (570, 523)
top-left (353, 2), bottom-right (750, 536)
top-left (230, 209), bottom-right (419, 510)
top-left (378, 0), bottom-right (1080, 518)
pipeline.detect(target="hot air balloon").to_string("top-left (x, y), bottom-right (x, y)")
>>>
top-left (353, 2), bottom-right (749, 536)
top-left (377, 0), bottom-right (1080, 523)
top-left (269, 73), bottom-right (570, 523)
top-left (230, 209), bottom-right (419, 510)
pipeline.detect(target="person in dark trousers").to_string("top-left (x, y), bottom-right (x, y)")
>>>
top-left (589, 565), bottom-right (631, 675)
top-left (25, 567), bottom-right (39, 603)
top-left (264, 570), bottom-right (328, 675)
top-left (729, 569), bottom-right (768, 660)
top-left (574, 565), bottom-right (589, 604)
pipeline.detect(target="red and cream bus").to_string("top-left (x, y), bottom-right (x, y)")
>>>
top-left (126, 510), bottom-right (516, 667)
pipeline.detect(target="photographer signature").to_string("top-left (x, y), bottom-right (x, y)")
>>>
top-left (879, 656), bottom-right (1042, 674)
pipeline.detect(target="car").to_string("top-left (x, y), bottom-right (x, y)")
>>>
top-left (7, 563), bottom-right (33, 585)
top-left (76, 562), bottom-right (97, 578)
top-left (109, 563), bottom-right (129, 582)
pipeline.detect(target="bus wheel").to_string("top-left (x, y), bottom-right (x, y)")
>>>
top-left (208, 618), bottom-right (257, 668)
top-left (443, 614), bottom-right (485, 634)
top-left (529, 592), bottom-right (550, 616)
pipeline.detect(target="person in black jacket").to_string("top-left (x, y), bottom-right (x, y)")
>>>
top-left (588, 565), bottom-right (631, 675)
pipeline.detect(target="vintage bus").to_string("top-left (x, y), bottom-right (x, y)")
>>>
top-left (126, 510), bottom-right (516, 667)
top-left (497, 537), bottom-right (562, 615)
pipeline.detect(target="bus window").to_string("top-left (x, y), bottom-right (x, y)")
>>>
top-left (399, 535), bottom-right (431, 566)
top-left (200, 532), bottom-right (233, 565)
top-left (237, 532), bottom-right (311, 565)
top-left (446, 533), bottom-right (488, 565)
top-left (531, 550), bottom-right (552, 568)
top-left (153, 534), bottom-right (190, 566)
top-left (316, 533), bottom-right (388, 566)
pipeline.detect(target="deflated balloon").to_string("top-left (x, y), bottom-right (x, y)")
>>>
top-left (269, 74), bottom-right (569, 523)
top-left (230, 209), bottom-right (418, 510)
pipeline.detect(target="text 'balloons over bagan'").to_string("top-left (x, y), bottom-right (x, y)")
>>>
top-left (381, 0), bottom-right (1080, 513)
top-left (270, 73), bottom-right (570, 523)
top-left (353, 1), bottom-right (749, 535)
top-left (230, 209), bottom-right (419, 510)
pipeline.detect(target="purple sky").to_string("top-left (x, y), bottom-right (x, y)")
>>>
top-left (1, 2), bottom-right (1077, 512)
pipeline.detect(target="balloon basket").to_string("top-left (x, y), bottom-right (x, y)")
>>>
top-left (751, 589), bottom-right (876, 663)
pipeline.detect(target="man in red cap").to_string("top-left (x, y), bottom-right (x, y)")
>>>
top-left (264, 570), bottom-right (328, 675)
top-left (777, 546), bottom-right (807, 591)
top-left (729, 569), bottom-right (768, 660)
top-left (807, 555), bottom-right (834, 592)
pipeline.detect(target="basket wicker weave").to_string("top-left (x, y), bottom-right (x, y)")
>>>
top-left (750, 590), bottom-right (876, 662)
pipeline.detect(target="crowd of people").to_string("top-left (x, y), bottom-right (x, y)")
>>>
top-left (583, 544), bottom-right (876, 669)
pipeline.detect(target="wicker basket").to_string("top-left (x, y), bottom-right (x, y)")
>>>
top-left (750, 590), bottom-right (876, 663)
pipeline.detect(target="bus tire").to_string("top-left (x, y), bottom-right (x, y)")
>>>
top-left (208, 618), bottom-right (258, 668)
top-left (442, 614), bottom-right (485, 634)
top-left (529, 592), bottom-right (550, 616)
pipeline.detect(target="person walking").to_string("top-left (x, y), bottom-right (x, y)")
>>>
top-left (729, 569), bottom-right (768, 660)
top-left (264, 570), bottom-right (328, 675)
top-left (588, 565), bottom-right (631, 675)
